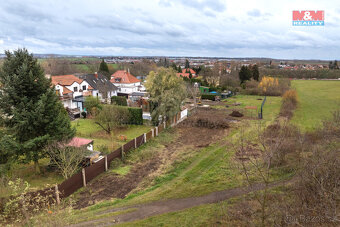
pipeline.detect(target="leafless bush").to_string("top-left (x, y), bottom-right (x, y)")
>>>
top-left (295, 148), bottom-right (340, 224)
top-left (262, 120), bottom-right (303, 167)
top-left (47, 142), bottom-right (89, 179)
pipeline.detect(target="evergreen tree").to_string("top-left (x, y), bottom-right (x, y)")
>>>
top-left (99, 59), bottom-right (110, 79)
top-left (185, 59), bottom-right (190, 69)
top-left (334, 60), bottom-right (338, 69)
top-left (177, 65), bottom-right (182, 73)
top-left (239, 65), bottom-right (252, 84)
top-left (171, 62), bottom-right (177, 71)
top-left (251, 64), bottom-right (260, 81)
top-left (329, 61), bottom-right (334, 69)
top-left (99, 59), bottom-right (109, 73)
top-left (0, 49), bottom-right (75, 173)
top-left (189, 71), bottom-right (193, 79)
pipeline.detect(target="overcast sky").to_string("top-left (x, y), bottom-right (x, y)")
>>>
top-left (0, 0), bottom-right (339, 59)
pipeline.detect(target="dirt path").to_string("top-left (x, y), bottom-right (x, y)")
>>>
top-left (70, 179), bottom-right (291, 226)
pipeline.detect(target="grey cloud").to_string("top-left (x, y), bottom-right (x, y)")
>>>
top-left (247, 9), bottom-right (261, 17)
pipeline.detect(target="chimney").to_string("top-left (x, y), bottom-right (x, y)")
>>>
top-left (128, 68), bottom-right (130, 74)
top-left (94, 72), bottom-right (98, 78)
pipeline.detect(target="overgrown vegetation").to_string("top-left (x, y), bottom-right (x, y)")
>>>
top-left (243, 76), bottom-right (290, 96)
top-left (111, 96), bottom-right (128, 106)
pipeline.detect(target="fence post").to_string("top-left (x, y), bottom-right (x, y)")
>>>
top-left (55, 184), bottom-right (60, 205)
top-left (164, 121), bottom-right (166, 129)
top-left (144, 133), bottom-right (147, 143)
top-left (121, 145), bottom-right (125, 161)
top-left (156, 126), bottom-right (158, 136)
top-left (134, 137), bottom-right (137, 148)
top-left (82, 168), bottom-right (86, 187)
top-left (151, 129), bottom-right (154, 137)
top-left (105, 156), bottom-right (108, 171)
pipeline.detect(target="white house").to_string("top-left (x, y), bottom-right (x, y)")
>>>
top-left (110, 70), bottom-right (142, 95)
top-left (51, 74), bottom-right (92, 111)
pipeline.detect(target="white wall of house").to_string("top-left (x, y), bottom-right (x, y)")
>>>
top-left (62, 99), bottom-right (72, 108)
top-left (55, 84), bottom-right (64, 95)
top-left (65, 81), bottom-right (90, 98)
top-left (113, 82), bottom-right (141, 94)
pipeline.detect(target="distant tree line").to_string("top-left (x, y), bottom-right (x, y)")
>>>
top-left (260, 68), bottom-right (340, 79)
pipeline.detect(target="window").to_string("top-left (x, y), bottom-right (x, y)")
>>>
top-left (73, 87), bottom-right (78, 92)
top-left (82, 85), bottom-right (87, 91)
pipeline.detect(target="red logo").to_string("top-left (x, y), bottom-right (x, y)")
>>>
top-left (293, 10), bottom-right (324, 21)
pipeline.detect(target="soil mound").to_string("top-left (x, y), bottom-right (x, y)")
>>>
top-left (230, 111), bottom-right (244, 117)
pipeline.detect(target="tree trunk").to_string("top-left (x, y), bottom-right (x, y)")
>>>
top-left (34, 160), bottom-right (41, 174)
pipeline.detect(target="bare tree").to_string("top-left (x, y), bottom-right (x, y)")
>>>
top-left (47, 142), bottom-right (89, 179)
top-left (41, 58), bottom-right (76, 75)
top-left (186, 82), bottom-right (200, 109)
top-left (95, 105), bottom-right (130, 134)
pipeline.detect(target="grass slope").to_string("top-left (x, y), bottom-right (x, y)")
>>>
top-left (291, 80), bottom-right (340, 131)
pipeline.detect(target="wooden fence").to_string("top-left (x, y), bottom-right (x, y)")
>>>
top-left (50, 111), bottom-right (186, 202)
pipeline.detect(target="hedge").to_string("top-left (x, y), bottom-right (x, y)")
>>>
top-left (127, 107), bottom-right (143, 125)
top-left (111, 96), bottom-right (127, 106)
top-left (201, 94), bottom-right (216, 101)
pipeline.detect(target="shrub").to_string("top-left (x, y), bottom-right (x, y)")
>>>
top-left (111, 96), bottom-right (127, 106)
top-left (81, 111), bottom-right (87, 118)
top-left (282, 89), bottom-right (298, 105)
top-left (201, 94), bottom-right (216, 101)
top-left (84, 96), bottom-right (101, 116)
top-left (242, 76), bottom-right (290, 96)
top-left (127, 107), bottom-right (143, 125)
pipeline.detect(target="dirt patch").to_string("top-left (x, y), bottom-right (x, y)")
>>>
top-left (235, 144), bottom-right (261, 161)
top-left (230, 111), bottom-right (244, 117)
top-left (74, 158), bottom-right (160, 209)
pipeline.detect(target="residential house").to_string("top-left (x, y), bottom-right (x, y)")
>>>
top-left (51, 74), bottom-right (92, 111)
top-left (77, 72), bottom-right (118, 102)
top-left (182, 68), bottom-right (196, 77)
top-left (110, 70), bottom-right (142, 96)
top-left (176, 72), bottom-right (190, 78)
top-left (67, 137), bottom-right (103, 165)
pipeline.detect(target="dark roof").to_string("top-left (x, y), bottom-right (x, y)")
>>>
top-left (130, 92), bottom-right (147, 97)
top-left (78, 73), bottom-right (118, 92)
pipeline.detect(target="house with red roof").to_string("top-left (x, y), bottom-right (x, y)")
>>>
top-left (110, 70), bottom-right (142, 95)
top-left (67, 137), bottom-right (94, 150)
top-left (182, 68), bottom-right (196, 77)
top-left (176, 72), bottom-right (191, 78)
top-left (51, 74), bottom-right (93, 111)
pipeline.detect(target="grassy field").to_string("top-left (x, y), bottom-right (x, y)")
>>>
top-left (291, 80), bottom-right (340, 131)
top-left (224, 95), bottom-right (281, 123)
top-left (71, 119), bottom-right (152, 151)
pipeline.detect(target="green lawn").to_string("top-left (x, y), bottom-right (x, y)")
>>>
top-left (222, 95), bottom-right (282, 124)
top-left (291, 80), bottom-right (340, 131)
top-left (71, 118), bottom-right (152, 151)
